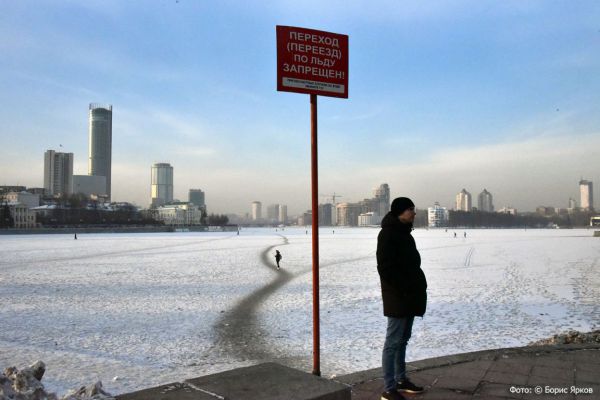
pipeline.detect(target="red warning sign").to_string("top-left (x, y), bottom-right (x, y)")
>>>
top-left (277, 26), bottom-right (349, 99)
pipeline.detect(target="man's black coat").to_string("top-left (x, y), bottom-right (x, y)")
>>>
top-left (376, 212), bottom-right (427, 317)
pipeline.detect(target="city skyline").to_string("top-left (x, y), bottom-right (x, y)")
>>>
top-left (8, 143), bottom-right (599, 216)
top-left (9, 145), bottom-right (600, 216)
top-left (1, 2), bottom-right (599, 214)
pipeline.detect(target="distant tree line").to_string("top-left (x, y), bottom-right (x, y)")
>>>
top-left (447, 210), bottom-right (596, 228)
top-left (540, 210), bottom-right (597, 228)
top-left (0, 202), bottom-right (14, 228)
top-left (38, 208), bottom-right (160, 227)
top-left (207, 213), bottom-right (229, 226)
top-left (448, 210), bottom-right (548, 228)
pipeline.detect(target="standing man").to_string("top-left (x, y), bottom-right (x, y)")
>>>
top-left (377, 197), bottom-right (427, 400)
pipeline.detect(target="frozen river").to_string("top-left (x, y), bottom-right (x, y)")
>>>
top-left (0, 228), bottom-right (598, 396)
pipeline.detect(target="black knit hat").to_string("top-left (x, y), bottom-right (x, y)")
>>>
top-left (391, 197), bottom-right (415, 216)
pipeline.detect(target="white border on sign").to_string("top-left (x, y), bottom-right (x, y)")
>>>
top-left (282, 78), bottom-right (345, 94)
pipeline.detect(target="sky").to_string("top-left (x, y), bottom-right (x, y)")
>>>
top-left (1, 0), bottom-right (599, 215)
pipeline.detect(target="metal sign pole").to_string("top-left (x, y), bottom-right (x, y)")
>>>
top-left (310, 93), bottom-right (320, 377)
top-left (277, 25), bottom-right (347, 378)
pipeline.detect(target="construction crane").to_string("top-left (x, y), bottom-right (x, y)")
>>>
top-left (319, 192), bottom-right (343, 205)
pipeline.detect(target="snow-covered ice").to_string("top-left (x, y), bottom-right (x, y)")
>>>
top-left (0, 228), bottom-right (598, 396)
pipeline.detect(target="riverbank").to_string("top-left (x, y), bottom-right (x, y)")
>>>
top-left (4, 336), bottom-right (599, 400)
top-left (0, 225), bottom-right (238, 235)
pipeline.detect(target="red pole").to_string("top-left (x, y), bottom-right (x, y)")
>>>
top-left (310, 93), bottom-right (320, 376)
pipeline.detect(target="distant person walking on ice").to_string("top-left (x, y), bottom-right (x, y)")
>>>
top-left (74, 233), bottom-right (77, 240)
top-left (275, 250), bottom-right (282, 270)
top-left (377, 197), bottom-right (427, 400)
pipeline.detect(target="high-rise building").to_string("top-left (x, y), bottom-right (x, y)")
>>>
top-left (456, 189), bottom-right (472, 211)
top-left (299, 210), bottom-right (312, 226)
top-left (44, 150), bottom-right (73, 197)
top-left (373, 183), bottom-right (390, 216)
top-left (265, 204), bottom-right (287, 224)
top-left (251, 201), bottom-right (262, 221)
top-left (151, 163), bottom-right (173, 207)
top-left (88, 104), bottom-right (113, 200)
top-left (358, 212), bottom-right (378, 226)
top-left (568, 197), bottom-right (577, 210)
top-left (428, 202), bottom-right (449, 227)
top-left (579, 180), bottom-right (594, 211)
top-left (266, 204), bottom-right (279, 223)
top-left (318, 203), bottom-right (335, 226)
top-left (336, 202), bottom-right (362, 226)
top-left (278, 204), bottom-right (288, 225)
top-left (189, 189), bottom-right (205, 208)
top-left (478, 189), bottom-right (494, 212)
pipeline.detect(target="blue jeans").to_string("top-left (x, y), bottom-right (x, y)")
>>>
top-left (382, 316), bottom-right (414, 392)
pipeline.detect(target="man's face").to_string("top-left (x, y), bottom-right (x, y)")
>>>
top-left (398, 206), bottom-right (416, 224)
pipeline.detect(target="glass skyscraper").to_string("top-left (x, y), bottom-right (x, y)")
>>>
top-left (151, 163), bottom-right (174, 207)
top-left (88, 104), bottom-right (113, 200)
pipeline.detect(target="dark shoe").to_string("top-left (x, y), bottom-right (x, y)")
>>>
top-left (397, 378), bottom-right (424, 393)
top-left (381, 390), bottom-right (406, 400)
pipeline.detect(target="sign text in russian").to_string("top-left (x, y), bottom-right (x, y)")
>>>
top-left (276, 26), bottom-right (349, 98)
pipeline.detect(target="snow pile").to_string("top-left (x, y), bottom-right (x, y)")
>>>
top-left (0, 361), bottom-right (114, 400)
top-left (529, 330), bottom-right (600, 345)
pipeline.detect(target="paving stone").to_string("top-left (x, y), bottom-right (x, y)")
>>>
top-left (337, 368), bottom-right (381, 385)
top-left (419, 365), bottom-right (456, 377)
top-left (576, 361), bottom-right (600, 372)
top-left (483, 370), bottom-right (528, 386)
top-left (350, 387), bottom-right (380, 400)
top-left (533, 356), bottom-right (575, 370)
top-left (474, 382), bottom-right (521, 399)
top-left (432, 375), bottom-right (480, 393)
top-left (527, 374), bottom-right (574, 387)
top-left (352, 379), bottom-right (381, 393)
top-left (410, 370), bottom-right (440, 387)
top-left (572, 350), bottom-right (600, 364)
top-left (343, 345), bottom-right (600, 400)
top-left (530, 365), bottom-right (575, 380)
top-left (116, 382), bottom-right (214, 400)
top-left (488, 359), bottom-right (532, 376)
top-left (575, 368), bottom-right (600, 384)
top-left (436, 361), bottom-right (492, 380)
top-left (462, 360), bottom-right (494, 371)
top-left (185, 362), bottom-right (351, 400)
